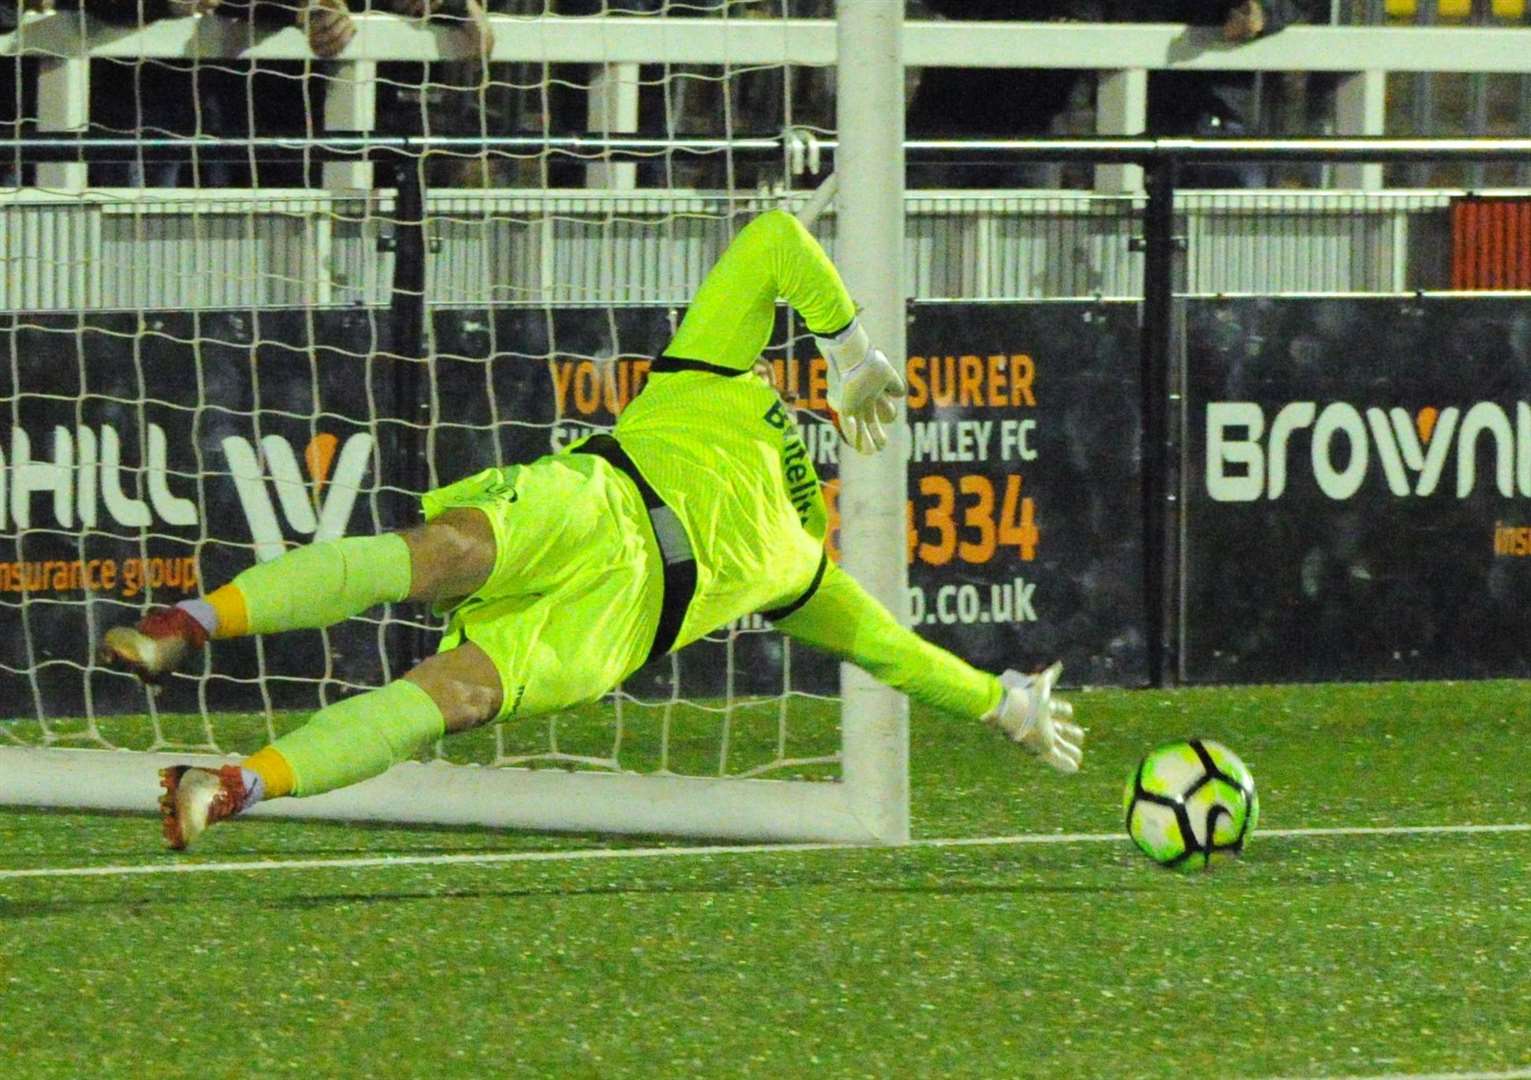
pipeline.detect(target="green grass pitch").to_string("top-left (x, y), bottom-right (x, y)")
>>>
top-left (3, 680), bottom-right (1530, 1078)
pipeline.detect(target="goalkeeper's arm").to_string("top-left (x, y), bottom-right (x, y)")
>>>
top-left (770, 559), bottom-right (1001, 720)
top-left (666, 209), bottom-right (854, 370)
top-left (664, 209), bottom-right (905, 452)
top-left (769, 561), bottom-right (1084, 772)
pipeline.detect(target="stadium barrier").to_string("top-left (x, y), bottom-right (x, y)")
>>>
top-left (10, 289), bottom-right (1531, 699)
top-left (5, 15), bottom-right (1531, 194)
top-left (5, 134), bottom-right (1531, 698)
top-left (0, 300), bottom-right (1149, 719)
top-left (0, 185), bottom-right (1505, 311)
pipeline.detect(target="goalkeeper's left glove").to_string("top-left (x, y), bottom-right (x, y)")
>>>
top-left (984, 662), bottom-right (1084, 774)
top-left (816, 318), bottom-right (906, 455)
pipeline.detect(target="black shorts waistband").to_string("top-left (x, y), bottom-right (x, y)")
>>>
top-left (571, 433), bottom-right (697, 664)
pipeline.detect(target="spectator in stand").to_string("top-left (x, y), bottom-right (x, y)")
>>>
top-left (61, 0), bottom-right (493, 188)
top-left (302, 0), bottom-right (500, 188)
top-left (295, 0), bottom-right (495, 62)
top-left (63, 0), bottom-right (223, 187)
top-left (0, 0), bottom-right (47, 185)
top-left (1122, 0), bottom-right (1314, 187)
top-left (906, 0), bottom-right (1100, 189)
top-left (64, 0), bottom-right (325, 187)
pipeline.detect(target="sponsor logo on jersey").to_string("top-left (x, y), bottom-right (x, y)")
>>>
top-left (766, 400), bottom-right (819, 529)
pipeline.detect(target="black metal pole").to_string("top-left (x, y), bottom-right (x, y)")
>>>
top-left (390, 155), bottom-right (430, 672)
top-left (391, 156), bottom-right (428, 364)
top-left (1139, 155), bottom-right (1178, 688)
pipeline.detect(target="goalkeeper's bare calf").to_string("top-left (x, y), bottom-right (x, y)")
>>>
top-left (101, 504), bottom-right (520, 849)
top-left (392, 509), bottom-right (505, 734)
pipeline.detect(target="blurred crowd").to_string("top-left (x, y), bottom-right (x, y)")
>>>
top-left (1, 0), bottom-right (1328, 189)
top-left (907, 0), bottom-right (1319, 189)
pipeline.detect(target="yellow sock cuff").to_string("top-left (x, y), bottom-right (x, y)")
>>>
top-left (206, 584), bottom-right (250, 640)
top-left (270, 680), bottom-right (445, 798)
top-left (242, 746), bottom-right (296, 800)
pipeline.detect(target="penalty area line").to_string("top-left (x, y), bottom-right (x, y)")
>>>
top-left (0, 821), bottom-right (1528, 882)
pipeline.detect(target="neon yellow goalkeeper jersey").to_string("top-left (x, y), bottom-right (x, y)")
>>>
top-left (609, 209), bottom-right (856, 651)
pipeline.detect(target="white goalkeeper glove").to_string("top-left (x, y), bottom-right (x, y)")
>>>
top-left (985, 662), bottom-right (1084, 774)
top-left (815, 318), bottom-right (906, 455)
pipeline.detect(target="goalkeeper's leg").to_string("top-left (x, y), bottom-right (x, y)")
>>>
top-left (159, 641), bottom-right (503, 849)
top-left (100, 508), bottom-right (495, 682)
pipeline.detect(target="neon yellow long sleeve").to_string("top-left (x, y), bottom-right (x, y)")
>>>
top-left (772, 561), bottom-right (1003, 721)
top-left (663, 209), bottom-right (856, 372)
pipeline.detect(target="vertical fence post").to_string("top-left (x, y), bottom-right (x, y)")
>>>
top-left (587, 62), bottom-right (639, 190)
top-left (37, 55), bottom-right (87, 190)
top-left (1522, 77), bottom-right (1531, 187)
top-left (1095, 69), bottom-right (1147, 194)
top-left (1139, 154), bottom-right (1178, 688)
top-left (392, 154), bottom-right (429, 380)
top-left (1334, 69), bottom-right (1385, 190)
top-left (324, 61), bottom-right (378, 192)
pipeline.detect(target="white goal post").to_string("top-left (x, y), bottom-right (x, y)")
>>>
top-left (0, 746), bottom-right (898, 842)
top-left (0, 3), bottom-right (909, 844)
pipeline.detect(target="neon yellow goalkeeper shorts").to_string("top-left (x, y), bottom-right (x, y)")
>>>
top-left (419, 453), bottom-right (662, 722)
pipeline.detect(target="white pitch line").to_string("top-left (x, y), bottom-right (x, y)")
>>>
top-left (0, 820), bottom-right (1528, 882)
top-left (1262, 1070), bottom-right (1531, 1080)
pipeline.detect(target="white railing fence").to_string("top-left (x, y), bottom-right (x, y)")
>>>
top-left (6, 15), bottom-right (1531, 193)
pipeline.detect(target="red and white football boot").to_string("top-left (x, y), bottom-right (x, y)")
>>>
top-left (98, 606), bottom-right (208, 686)
top-left (159, 765), bottom-right (250, 850)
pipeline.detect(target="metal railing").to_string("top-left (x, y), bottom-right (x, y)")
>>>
top-left (6, 16), bottom-right (1531, 192)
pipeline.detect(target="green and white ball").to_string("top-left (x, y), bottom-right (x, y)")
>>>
top-left (1123, 739), bottom-right (1258, 871)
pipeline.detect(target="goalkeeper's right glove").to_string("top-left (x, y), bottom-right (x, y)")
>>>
top-left (984, 662), bottom-right (1084, 774)
top-left (815, 318), bottom-right (906, 454)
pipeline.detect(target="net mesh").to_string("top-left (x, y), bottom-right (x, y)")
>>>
top-left (0, 2), bottom-right (847, 784)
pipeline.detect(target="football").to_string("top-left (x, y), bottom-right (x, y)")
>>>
top-left (1123, 739), bottom-right (1259, 870)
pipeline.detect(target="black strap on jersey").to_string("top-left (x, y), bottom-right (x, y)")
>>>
top-left (761, 551), bottom-right (828, 624)
top-left (571, 434), bottom-right (697, 664)
top-left (650, 354), bottom-right (749, 377)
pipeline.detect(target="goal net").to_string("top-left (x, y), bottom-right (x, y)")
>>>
top-left (0, 3), bottom-right (909, 842)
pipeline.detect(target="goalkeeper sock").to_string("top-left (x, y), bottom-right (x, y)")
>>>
top-left (203, 534), bottom-right (413, 639)
top-left (267, 680), bottom-right (446, 798)
top-left (203, 586), bottom-right (248, 640)
top-left (175, 598), bottom-right (219, 638)
top-left (241, 746), bottom-right (296, 802)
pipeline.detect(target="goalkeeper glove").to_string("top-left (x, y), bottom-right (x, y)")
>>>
top-left (985, 662), bottom-right (1084, 774)
top-left (816, 318), bottom-right (906, 455)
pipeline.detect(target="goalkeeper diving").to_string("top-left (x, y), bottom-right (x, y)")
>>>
top-left (99, 209), bottom-right (1084, 849)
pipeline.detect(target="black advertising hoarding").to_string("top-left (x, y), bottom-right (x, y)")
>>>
top-left (1183, 296), bottom-right (1531, 682)
top-left (438, 302), bottom-right (1150, 696)
top-left (1, 300), bottom-right (1147, 722)
top-left (902, 302), bottom-right (1146, 686)
top-left (441, 302), bottom-right (1149, 691)
top-left (0, 309), bottom-right (409, 719)
top-left (0, 306), bottom-right (681, 719)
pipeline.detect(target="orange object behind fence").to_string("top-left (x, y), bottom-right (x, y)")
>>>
top-left (1451, 196), bottom-right (1531, 290)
